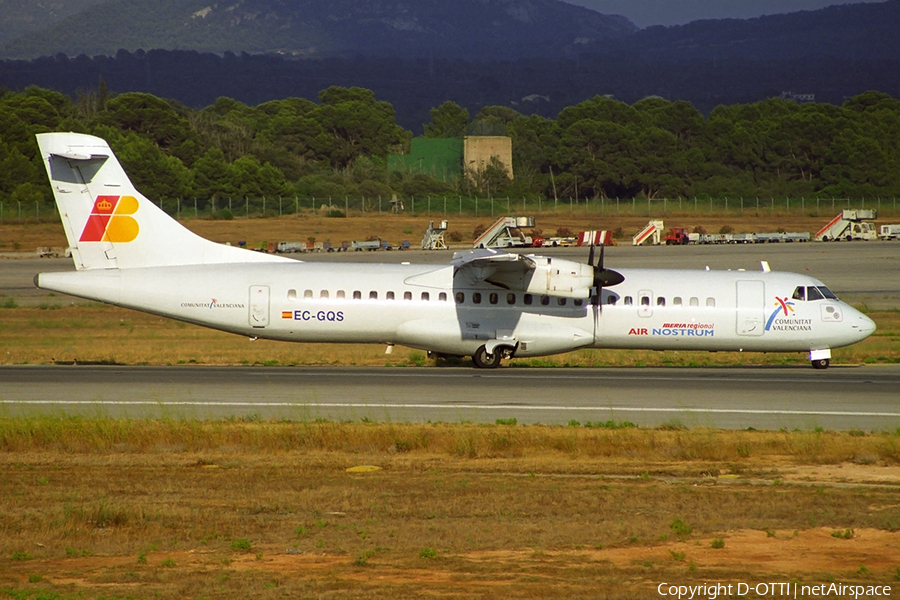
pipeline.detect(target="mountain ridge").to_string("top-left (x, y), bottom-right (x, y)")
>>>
top-left (0, 0), bottom-right (637, 61)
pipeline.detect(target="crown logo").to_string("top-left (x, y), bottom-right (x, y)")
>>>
top-left (80, 196), bottom-right (140, 243)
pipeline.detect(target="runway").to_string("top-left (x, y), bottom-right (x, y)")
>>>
top-left (2, 365), bottom-right (899, 431)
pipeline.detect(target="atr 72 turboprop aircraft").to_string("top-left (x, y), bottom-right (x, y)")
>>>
top-left (35, 132), bottom-right (875, 369)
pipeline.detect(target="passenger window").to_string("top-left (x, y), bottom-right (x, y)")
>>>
top-left (455, 292), bottom-right (465, 304)
top-left (607, 296), bottom-right (617, 306)
top-left (304, 289), bottom-right (313, 299)
top-left (557, 297), bottom-right (567, 306)
top-left (640, 296), bottom-right (650, 306)
top-left (353, 290), bottom-right (361, 300)
top-left (541, 295), bottom-right (550, 306)
top-left (674, 297), bottom-right (682, 306)
top-left (624, 296), bottom-right (633, 306)
top-left (336, 290), bottom-right (345, 299)
top-left (524, 294), bottom-right (533, 306)
top-left (689, 297), bottom-right (699, 307)
top-left (288, 289), bottom-right (297, 301)
top-left (320, 290), bottom-right (329, 299)
top-left (807, 286), bottom-right (824, 301)
top-left (792, 286), bottom-right (805, 301)
top-left (507, 293), bottom-right (516, 305)
top-left (386, 291), bottom-right (395, 300)
top-left (439, 292), bottom-right (447, 301)
top-left (472, 292), bottom-right (482, 304)
top-left (706, 297), bottom-right (716, 307)
top-left (369, 291), bottom-right (378, 300)
top-left (489, 293), bottom-right (498, 305)
top-left (574, 298), bottom-right (583, 307)
top-left (404, 291), bottom-right (412, 300)
top-left (421, 292), bottom-right (430, 301)
top-left (657, 297), bottom-right (666, 307)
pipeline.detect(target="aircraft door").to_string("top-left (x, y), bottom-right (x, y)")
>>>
top-left (249, 285), bottom-right (270, 328)
top-left (736, 280), bottom-right (765, 336)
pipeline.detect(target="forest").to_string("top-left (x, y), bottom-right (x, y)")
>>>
top-left (1, 84), bottom-right (899, 220)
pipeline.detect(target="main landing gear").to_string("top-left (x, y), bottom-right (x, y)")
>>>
top-left (471, 344), bottom-right (516, 369)
top-left (811, 358), bottom-right (830, 370)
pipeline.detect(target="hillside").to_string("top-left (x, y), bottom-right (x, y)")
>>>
top-left (0, 0), bottom-right (110, 45)
top-left (567, 0), bottom-right (883, 27)
top-left (0, 0), bottom-right (636, 61)
top-left (627, 0), bottom-right (900, 61)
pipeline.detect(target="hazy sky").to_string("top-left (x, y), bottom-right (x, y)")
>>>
top-left (565, 0), bottom-right (884, 27)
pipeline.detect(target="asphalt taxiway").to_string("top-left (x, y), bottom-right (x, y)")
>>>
top-left (2, 365), bottom-right (898, 431)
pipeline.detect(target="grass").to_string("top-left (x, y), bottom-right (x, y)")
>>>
top-left (1, 304), bottom-right (898, 367)
top-left (0, 417), bottom-right (899, 598)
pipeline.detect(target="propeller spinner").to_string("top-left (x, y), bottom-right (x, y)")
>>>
top-left (591, 243), bottom-right (624, 289)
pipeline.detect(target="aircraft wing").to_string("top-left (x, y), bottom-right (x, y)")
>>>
top-left (451, 248), bottom-right (535, 268)
top-left (451, 248), bottom-right (593, 299)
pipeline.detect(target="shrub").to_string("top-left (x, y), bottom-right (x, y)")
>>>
top-left (670, 519), bottom-right (693, 540)
top-left (230, 538), bottom-right (253, 551)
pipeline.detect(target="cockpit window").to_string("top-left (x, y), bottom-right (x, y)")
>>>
top-left (806, 286), bottom-right (825, 301)
top-left (818, 286), bottom-right (837, 299)
top-left (792, 286), bottom-right (805, 301)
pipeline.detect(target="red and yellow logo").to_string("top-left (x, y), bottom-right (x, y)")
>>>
top-left (79, 195), bottom-right (139, 243)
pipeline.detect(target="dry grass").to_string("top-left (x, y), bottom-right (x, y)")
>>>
top-left (4, 208), bottom-right (896, 251)
top-left (1, 304), bottom-right (898, 367)
top-left (1, 419), bottom-right (899, 599)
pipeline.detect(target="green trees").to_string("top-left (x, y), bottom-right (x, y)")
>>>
top-left (1, 85), bottom-right (898, 223)
top-left (423, 101), bottom-right (469, 138)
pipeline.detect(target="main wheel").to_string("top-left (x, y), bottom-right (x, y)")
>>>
top-left (472, 345), bottom-right (502, 369)
top-left (811, 358), bottom-right (830, 370)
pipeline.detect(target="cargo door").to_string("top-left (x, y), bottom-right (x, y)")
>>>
top-left (249, 285), bottom-right (270, 328)
top-left (736, 280), bottom-right (765, 336)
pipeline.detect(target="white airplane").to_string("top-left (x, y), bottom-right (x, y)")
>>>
top-left (35, 132), bottom-right (876, 369)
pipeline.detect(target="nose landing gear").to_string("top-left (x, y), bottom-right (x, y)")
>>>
top-left (809, 349), bottom-right (831, 370)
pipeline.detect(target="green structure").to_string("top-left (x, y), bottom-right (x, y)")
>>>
top-left (388, 138), bottom-right (463, 182)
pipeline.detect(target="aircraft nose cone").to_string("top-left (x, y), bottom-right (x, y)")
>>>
top-left (858, 313), bottom-right (877, 335)
top-left (849, 310), bottom-right (876, 342)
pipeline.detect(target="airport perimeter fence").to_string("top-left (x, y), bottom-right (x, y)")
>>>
top-left (2, 195), bottom-right (899, 225)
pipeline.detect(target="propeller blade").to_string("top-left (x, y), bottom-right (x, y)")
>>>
top-left (591, 243), bottom-right (624, 288)
top-left (588, 242), bottom-right (595, 267)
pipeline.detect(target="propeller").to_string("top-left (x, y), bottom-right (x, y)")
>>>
top-left (590, 236), bottom-right (624, 294)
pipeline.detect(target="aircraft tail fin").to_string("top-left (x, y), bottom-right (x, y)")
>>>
top-left (36, 132), bottom-right (287, 270)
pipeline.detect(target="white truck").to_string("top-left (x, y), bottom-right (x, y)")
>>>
top-left (816, 209), bottom-right (878, 241)
top-left (473, 216), bottom-right (536, 249)
top-left (879, 224), bottom-right (900, 240)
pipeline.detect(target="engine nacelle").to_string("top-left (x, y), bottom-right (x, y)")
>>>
top-left (487, 256), bottom-right (594, 299)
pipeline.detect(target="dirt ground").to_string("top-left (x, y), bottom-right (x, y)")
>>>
top-left (8, 528), bottom-right (896, 593)
top-left (2, 457), bottom-right (898, 599)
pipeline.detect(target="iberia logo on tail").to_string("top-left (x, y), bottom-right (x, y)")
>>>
top-left (79, 195), bottom-right (139, 243)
